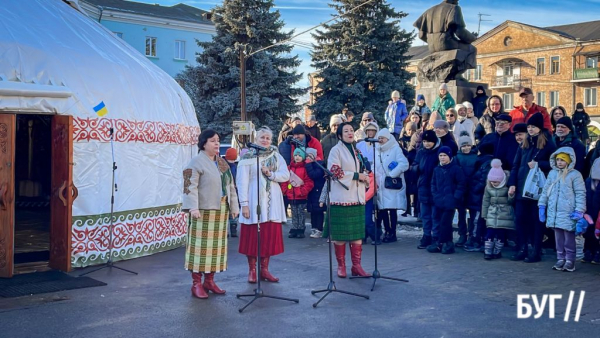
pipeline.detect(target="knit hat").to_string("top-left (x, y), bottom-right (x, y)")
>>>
top-left (391, 90), bottom-right (401, 98)
top-left (330, 114), bottom-right (344, 127)
top-left (455, 104), bottom-right (466, 112)
top-left (361, 112), bottom-right (375, 121)
top-left (487, 159), bottom-right (505, 182)
top-left (556, 116), bottom-right (574, 131)
top-left (458, 136), bottom-right (473, 147)
top-left (433, 120), bottom-right (450, 130)
top-left (438, 146), bottom-right (453, 159)
top-left (478, 142), bottom-right (495, 155)
top-left (376, 128), bottom-right (393, 141)
top-left (513, 123), bottom-right (527, 134)
top-left (462, 101), bottom-right (473, 110)
top-left (417, 94), bottom-right (425, 101)
top-left (527, 112), bottom-right (545, 130)
top-left (225, 148), bottom-right (238, 161)
top-left (292, 124), bottom-right (306, 135)
top-left (309, 115), bottom-right (317, 121)
top-left (364, 121), bottom-right (379, 132)
top-left (576, 102), bottom-right (584, 110)
top-left (293, 148), bottom-right (306, 160)
top-left (439, 83), bottom-right (448, 91)
top-left (422, 130), bottom-right (438, 143)
top-left (495, 114), bottom-right (512, 123)
top-left (555, 152), bottom-right (571, 165)
top-left (305, 147), bottom-right (317, 160)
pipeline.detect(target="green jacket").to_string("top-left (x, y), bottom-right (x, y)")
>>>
top-left (482, 172), bottom-right (515, 230)
top-left (431, 93), bottom-right (455, 120)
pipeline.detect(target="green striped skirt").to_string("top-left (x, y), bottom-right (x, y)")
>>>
top-left (323, 204), bottom-right (365, 241)
top-left (185, 198), bottom-right (229, 273)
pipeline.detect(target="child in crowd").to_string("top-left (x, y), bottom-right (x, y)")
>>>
top-left (481, 159), bottom-right (514, 260)
top-left (455, 136), bottom-right (478, 247)
top-left (583, 158), bottom-right (600, 263)
top-left (538, 148), bottom-right (586, 272)
top-left (281, 148), bottom-right (314, 238)
top-left (305, 148), bottom-right (326, 238)
top-left (513, 123), bottom-right (528, 145)
top-left (225, 148), bottom-right (239, 237)
top-left (429, 146), bottom-right (466, 254)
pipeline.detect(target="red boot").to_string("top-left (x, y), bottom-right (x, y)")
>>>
top-left (334, 243), bottom-right (347, 278)
top-left (191, 272), bottom-right (208, 299)
top-left (203, 272), bottom-right (226, 294)
top-left (247, 256), bottom-right (257, 283)
top-left (260, 257), bottom-right (279, 282)
top-left (350, 242), bottom-right (370, 277)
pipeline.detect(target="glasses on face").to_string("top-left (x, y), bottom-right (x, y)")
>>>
top-left (447, 114), bottom-right (455, 117)
top-left (362, 119), bottom-right (373, 122)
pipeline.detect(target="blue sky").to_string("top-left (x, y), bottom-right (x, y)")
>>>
top-left (144, 0), bottom-right (600, 87)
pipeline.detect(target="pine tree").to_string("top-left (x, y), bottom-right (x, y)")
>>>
top-left (310, 0), bottom-right (414, 128)
top-left (177, 0), bottom-right (304, 140)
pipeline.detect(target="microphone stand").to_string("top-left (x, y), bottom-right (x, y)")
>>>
top-left (237, 148), bottom-right (299, 312)
top-left (349, 140), bottom-right (407, 290)
top-left (298, 145), bottom-right (368, 307)
top-left (80, 127), bottom-right (138, 277)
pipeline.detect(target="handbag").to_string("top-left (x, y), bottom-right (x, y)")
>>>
top-left (380, 153), bottom-right (403, 190)
top-left (522, 162), bottom-right (546, 200)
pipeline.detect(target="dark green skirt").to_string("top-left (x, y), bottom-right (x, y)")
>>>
top-left (323, 205), bottom-right (365, 241)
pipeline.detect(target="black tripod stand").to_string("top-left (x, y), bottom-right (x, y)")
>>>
top-left (80, 128), bottom-right (137, 277)
top-left (237, 149), bottom-right (299, 312)
top-left (349, 140), bottom-right (407, 291)
top-left (311, 163), bottom-right (369, 308)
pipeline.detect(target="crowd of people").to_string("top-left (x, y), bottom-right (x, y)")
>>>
top-left (181, 85), bottom-right (600, 299)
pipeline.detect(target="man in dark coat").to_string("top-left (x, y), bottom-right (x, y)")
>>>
top-left (433, 120), bottom-right (458, 155)
top-left (471, 85), bottom-right (488, 119)
top-left (572, 103), bottom-right (591, 145)
top-left (278, 124), bottom-right (323, 165)
top-left (304, 115), bottom-right (321, 141)
top-left (554, 116), bottom-right (586, 174)
top-left (479, 114), bottom-right (519, 171)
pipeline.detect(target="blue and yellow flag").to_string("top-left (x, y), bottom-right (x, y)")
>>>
top-left (93, 101), bottom-right (108, 117)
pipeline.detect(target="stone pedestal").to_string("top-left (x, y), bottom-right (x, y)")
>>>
top-left (417, 80), bottom-right (488, 109)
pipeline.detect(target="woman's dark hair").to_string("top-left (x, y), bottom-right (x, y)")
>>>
top-left (336, 122), bottom-right (354, 140)
top-left (198, 129), bottom-right (219, 151)
top-left (550, 106), bottom-right (567, 130)
top-left (485, 95), bottom-right (504, 114)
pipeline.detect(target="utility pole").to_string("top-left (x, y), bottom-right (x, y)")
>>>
top-left (477, 13), bottom-right (492, 37)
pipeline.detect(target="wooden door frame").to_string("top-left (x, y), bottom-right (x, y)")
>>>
top-left (0, 114), bottom-right (16, 278)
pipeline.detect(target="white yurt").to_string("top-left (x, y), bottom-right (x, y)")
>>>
top-left (0, 0), bottom-right (199, 277)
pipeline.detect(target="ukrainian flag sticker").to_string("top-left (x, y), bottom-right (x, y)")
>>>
top-left (93, 101), bottom-right (108, 117)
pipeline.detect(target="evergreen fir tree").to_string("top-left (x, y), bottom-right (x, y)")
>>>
top-left (177, 0), bottom-right (304, 139)
top-left (310, 0), bottom-right (414, 128)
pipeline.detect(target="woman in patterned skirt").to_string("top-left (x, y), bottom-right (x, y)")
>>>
top-left (325, 122), bottom-right (370, 278)
top-left (182, 129), bottom-right (239, 299)
top-left (237, 126), bottom-right (290, 283)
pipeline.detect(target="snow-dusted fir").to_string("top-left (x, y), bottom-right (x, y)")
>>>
top-left (177, 0), bottom-right (304, 139)
top-left (310, 0), bottom-right (414, 127)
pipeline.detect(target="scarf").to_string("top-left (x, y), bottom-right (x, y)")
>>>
top-left (239, 145), bottom-right (280, 215)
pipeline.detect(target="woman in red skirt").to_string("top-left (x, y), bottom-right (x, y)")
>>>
top-left (237, 126), bottom-right (290, 283)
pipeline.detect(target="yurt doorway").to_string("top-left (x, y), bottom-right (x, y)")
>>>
top-left (0, 113), bottom-right (74, 278)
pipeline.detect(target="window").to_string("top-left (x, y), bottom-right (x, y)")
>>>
top-left (587, 57), bottom-right (598, 69)
top-left (503, 65), bottom-right (513, 76)
top-left (536, 58), bottom-right (545, 75)
top-left (550, 91), bottom-right (560, 107)
top-left (145, 36), bottom-right (157, 57)
top-left (550, 56), bottom-right (560, 74)
top-left (536, 92), bottom-right (546, 107)
top-left (475, 64), bottom-right (482, 80)
top-left (411, 76), bottom-right (418, 86)
top-left (175, 40), bottom-right (186, 60)
top-left (502, 93), bottom-right (513, 110)
top-left (585, 88), bottom-right (597, 107)
top-left (114, 32), bottom-right (123, 38)
top-left (465, 69), bottom-right (472, 81)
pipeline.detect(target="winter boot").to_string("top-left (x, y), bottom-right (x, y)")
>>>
top-left (510, 245), bottom-right (528, 261)
top-left (260, 257), bottom-right (279, 282)
top-left (229, 220), bottom-right (238, 238)
top-left (288, 229), bottom-right (297, 238)
top-left (484, 240), bottom-right (494, 260)
top-left (334, 243), bottom-right (347, 278)
top-left (247, 256), bottom-right (257, 283)
top-left (203, 272), bottom-right (226, 294)
top-left (349, 242), bottom-right (370, 277)
top-left (524, 245), bottom-right (542, 263)
top-left (297, 228), bottom-right (306, 238)
top-left (493, 239), bottom-right (504, 259)
top-left (441, 241), bottom-right (455, 254)
top-left (191, 272), bottom-right (208, 299)
top-left (427, 238), bottom-right (442, 253)
top-left (456, 235), bottom-right (467, 247)
top-left (418, 235), bottom-right (432, 249)
top-left (581, 250), bottom-right (593, 263)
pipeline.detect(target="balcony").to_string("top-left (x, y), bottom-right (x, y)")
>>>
top-left (572, 68), bottom-right (600, 82)
top-left (489, 75), bottom-right (532, 93)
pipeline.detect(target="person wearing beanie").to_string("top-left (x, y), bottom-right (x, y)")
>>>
top-left (481, 159), bottom-right (514, 260)
top-left (280, 146), bottom-right (314, 239)
top-left (279, 122), bottom-right (324, 165)
top-left (452, 104), bottom-right (475, 144)
top-left (428, 145), bottom-right (466, 254)
top-left (410, 93), bottom-right (432, 117)
top-left (509, 87), bottom-right (552, 133)
top-left (471, 85), bottom-right (489, 119)
top-left (304, 147), bottom-right (327, 239)
top-left (354, 112), bottom-right (376, 142)
top-left (479, 113), bottom-right (519, 171)
top-left (513, 123), bottom-right (528, 144)
top-left (432, 82), bottom-right (455, 120)
top-left (400, 121), bottom-right (418, 151)
top-left (385, 90), bottom-right (409, 140)
top-left (356, 122), bottom-right (379, 169)
top-left (321, 114), bottom-right (346, 162)
top-left (572, 102), bottom-right (591, 145)
top-left (462, 101), bottom-right (478, 127)
top-left (455, 134), bottom-right (478, 247)
top-left (304, 115), bottom-right (321, 141)
top-left (554, 115), bottom-right (586, 173)
top-left (538, 147), bottom-right (586, 272)
top-left (508, 112), bottom-right (557, 263)
top-left (433, 119), bottom-right (458, 155)
top-left (412, 129), bottom-right (441, 249)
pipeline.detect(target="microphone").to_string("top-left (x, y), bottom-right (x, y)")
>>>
top-left (247, 142), bottom-right (268, 151)
top-left (364, 137), bottom-right (379, 143)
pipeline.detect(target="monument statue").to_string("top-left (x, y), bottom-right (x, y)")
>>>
top-left (413, 0), bottom-right (477, 83)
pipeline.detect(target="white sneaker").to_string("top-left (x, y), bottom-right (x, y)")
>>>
top-left (310, 230), bottom-right (323, 238)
